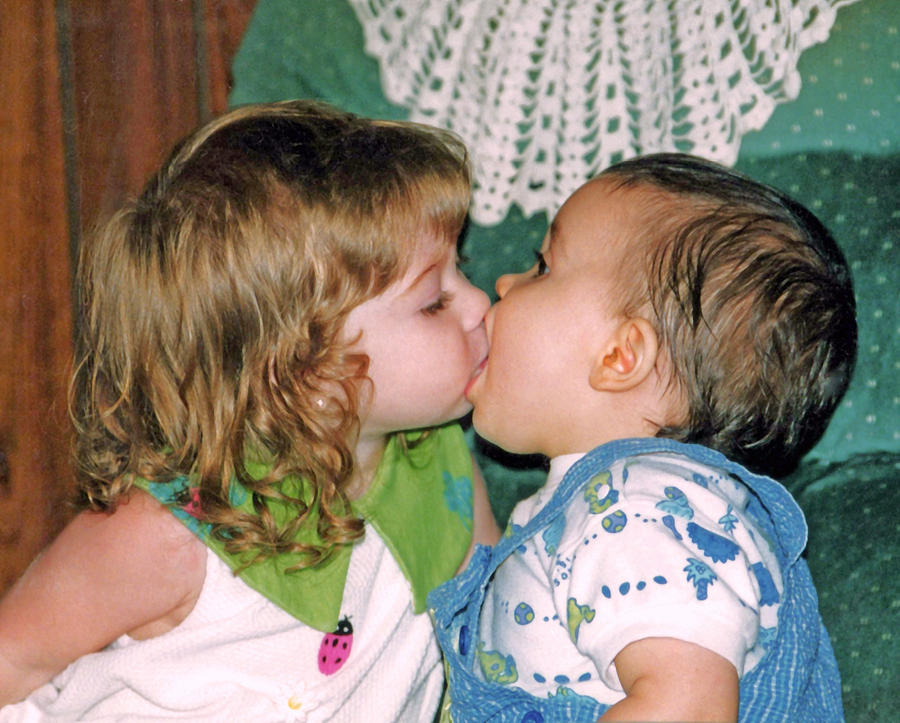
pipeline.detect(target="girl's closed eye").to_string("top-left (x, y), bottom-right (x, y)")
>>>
top-left (533, 250), bottom-right (549, 277)
top-left (423, 291), bottom-right (453, 316)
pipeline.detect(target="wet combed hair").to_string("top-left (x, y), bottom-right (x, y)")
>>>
top-left (601, 153), bottom-right (857, 478)
top-left (70, 100), bottom-right (471, 568)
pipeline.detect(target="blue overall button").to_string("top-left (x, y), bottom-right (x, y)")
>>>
top-left (521, 711), bottom-right (544, 723)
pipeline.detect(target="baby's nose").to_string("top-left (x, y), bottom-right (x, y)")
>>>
top-left (495, 273), bottom-right (516, 299)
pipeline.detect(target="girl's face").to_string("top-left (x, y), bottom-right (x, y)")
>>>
top-left (343, 236), bottom-right (490, 442)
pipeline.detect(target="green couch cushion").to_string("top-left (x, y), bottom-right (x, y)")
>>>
top-left (231, 0), bottom-right (408, 120)
top-left (734, 152), bottom-right (899, 462)
top-left (787, 453), bottom-right (900, 723)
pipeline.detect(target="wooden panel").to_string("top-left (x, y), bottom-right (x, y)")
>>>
top-left (0, 0), bottom-right (256, 596)
top-left (70, 0), bottom-right (204, 232)
top-left (70, 0), bottom-right (257, 233)
top-left (0, 0), bottom-right (76, 592)
top-left (203, 0), bottom-right (258, 114)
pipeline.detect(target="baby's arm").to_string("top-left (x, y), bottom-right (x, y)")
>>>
top-left (457, 456), bottom-right (500, 572)
top-left (0, 489), bottom-right (206, 705)
top-left (600, 637), bottom-right (738, 722)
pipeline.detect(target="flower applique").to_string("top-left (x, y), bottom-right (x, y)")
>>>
top-left (277, 681), bottom-right (321, 722)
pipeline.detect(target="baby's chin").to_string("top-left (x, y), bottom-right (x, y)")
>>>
top-left (471, 410), bottom-right (541, 458)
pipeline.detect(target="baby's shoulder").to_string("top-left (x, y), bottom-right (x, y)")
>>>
top-left (585, 451), bottom-right (744, 504)
top-left (560, 451), bottom-right (748, 535)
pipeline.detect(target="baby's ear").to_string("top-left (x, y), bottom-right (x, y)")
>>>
top-left (589, 318), bottom-right (659, 392)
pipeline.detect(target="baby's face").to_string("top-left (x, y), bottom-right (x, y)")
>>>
top-left (466, 178), bottom-right (647, 457)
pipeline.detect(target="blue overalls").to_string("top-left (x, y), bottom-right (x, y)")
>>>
top-left (428, 438), bottom-right (844, 722)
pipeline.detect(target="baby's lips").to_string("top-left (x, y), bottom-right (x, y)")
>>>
top-left (465, 356), bottom-right (489, 400)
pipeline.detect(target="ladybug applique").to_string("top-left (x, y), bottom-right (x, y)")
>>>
top-left (318, 617), bottom-right (353, 675)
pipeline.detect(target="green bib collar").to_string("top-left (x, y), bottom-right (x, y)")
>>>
top-left (137, 424), bottom-right (474, 632)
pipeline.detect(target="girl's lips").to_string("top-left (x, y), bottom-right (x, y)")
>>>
top-left (465, 357), bottom-right (488, 400)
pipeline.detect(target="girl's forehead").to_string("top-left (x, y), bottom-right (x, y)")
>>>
top-left (384, 232), bottom-right (453, 287)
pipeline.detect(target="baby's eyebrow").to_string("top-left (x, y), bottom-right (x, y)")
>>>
top-left (547, 219), bottom-right (560, 249)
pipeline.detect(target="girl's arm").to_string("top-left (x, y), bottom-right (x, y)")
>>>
top-left (600, 637), bottom-right (739, 722)
top-left (0, 489), bottom-right (206, 706)
top-left (458, 456), bottom-right (501, 572)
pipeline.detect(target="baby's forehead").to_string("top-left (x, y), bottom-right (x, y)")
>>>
top-left (553, 177), bottom-right (680, 256)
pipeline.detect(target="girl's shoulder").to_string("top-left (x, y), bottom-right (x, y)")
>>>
top-left (102, 488), bottom-right (208, 638)
top-left (0, 489), bottom-right (207, 698)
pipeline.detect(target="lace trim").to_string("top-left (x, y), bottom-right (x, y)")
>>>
top-left (349, 0), bottom-right (859, 225)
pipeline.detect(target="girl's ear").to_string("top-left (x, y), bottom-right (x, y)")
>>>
top-left (589, 318), bottom-right (659, 392)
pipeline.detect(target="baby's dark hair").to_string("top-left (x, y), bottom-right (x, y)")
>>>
top-left (70, 101), bottom-right (471, 567)
top-left (602, 153), bottom-right (857, 477)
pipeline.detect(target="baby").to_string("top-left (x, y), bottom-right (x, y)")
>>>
top-left (430, 153), bottom-right (854, 721)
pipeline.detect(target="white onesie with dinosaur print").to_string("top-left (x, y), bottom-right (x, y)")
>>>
top-left (477, 450), bottom-right (782, 705)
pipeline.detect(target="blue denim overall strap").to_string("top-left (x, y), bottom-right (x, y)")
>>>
top-left (428, 438), bottom-right (844, 723)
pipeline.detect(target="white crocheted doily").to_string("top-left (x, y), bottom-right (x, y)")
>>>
top-left (349, 0), bottom-right (859, 225)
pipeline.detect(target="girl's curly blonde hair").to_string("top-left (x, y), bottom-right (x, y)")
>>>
top-left (70, 101), bottom-right (471, 568)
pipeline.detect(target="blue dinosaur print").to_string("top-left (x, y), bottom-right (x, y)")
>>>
top-left (442, 471), bottom-right (474, 532)
top-left (687, 522), bottom-right (740, 563)
top-left (684, 558), bottom-right (718, 600)
top-left (718, 505), bottom-right (739, 533)
top-left (476, 641), bottom-right (518, 684)
top-left (514, 602), bottom-right (535, 625)
top-left (584, 471), bottom-right (619, 514)
top-left (655, 486), bottom-right (694, 519)
top-left (542, 514), bottom-right (565, 556)
top-left (751, 562), bottom-right (780, 606)
top-left (692, 473), bottom-right (710, 489)
top-left (662, 514), bottom-right (683, 540)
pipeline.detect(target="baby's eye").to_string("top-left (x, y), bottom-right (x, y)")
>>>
top-left (533, 250), bottom-right (549, 277)
top-left (422, 291), bottom-right (452, 316)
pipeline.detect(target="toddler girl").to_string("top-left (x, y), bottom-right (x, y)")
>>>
top-left (0, 100), bottom-right (497, 721)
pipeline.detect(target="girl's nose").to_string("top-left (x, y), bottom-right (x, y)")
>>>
top-left (462, 280), bottom-right (491, 330)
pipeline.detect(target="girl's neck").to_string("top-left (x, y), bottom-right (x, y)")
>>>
top-left (346, 433), bottom-right (389, 500)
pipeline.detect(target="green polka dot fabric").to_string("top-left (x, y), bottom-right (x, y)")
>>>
top-left (741, 0), bottom-right (899, 157)
top-left (734, 153), bottom-right (899, 462)
top-left (230, 0), bottom-right (409, 120)
top-left (788, 454), bottom-right (900, 723)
